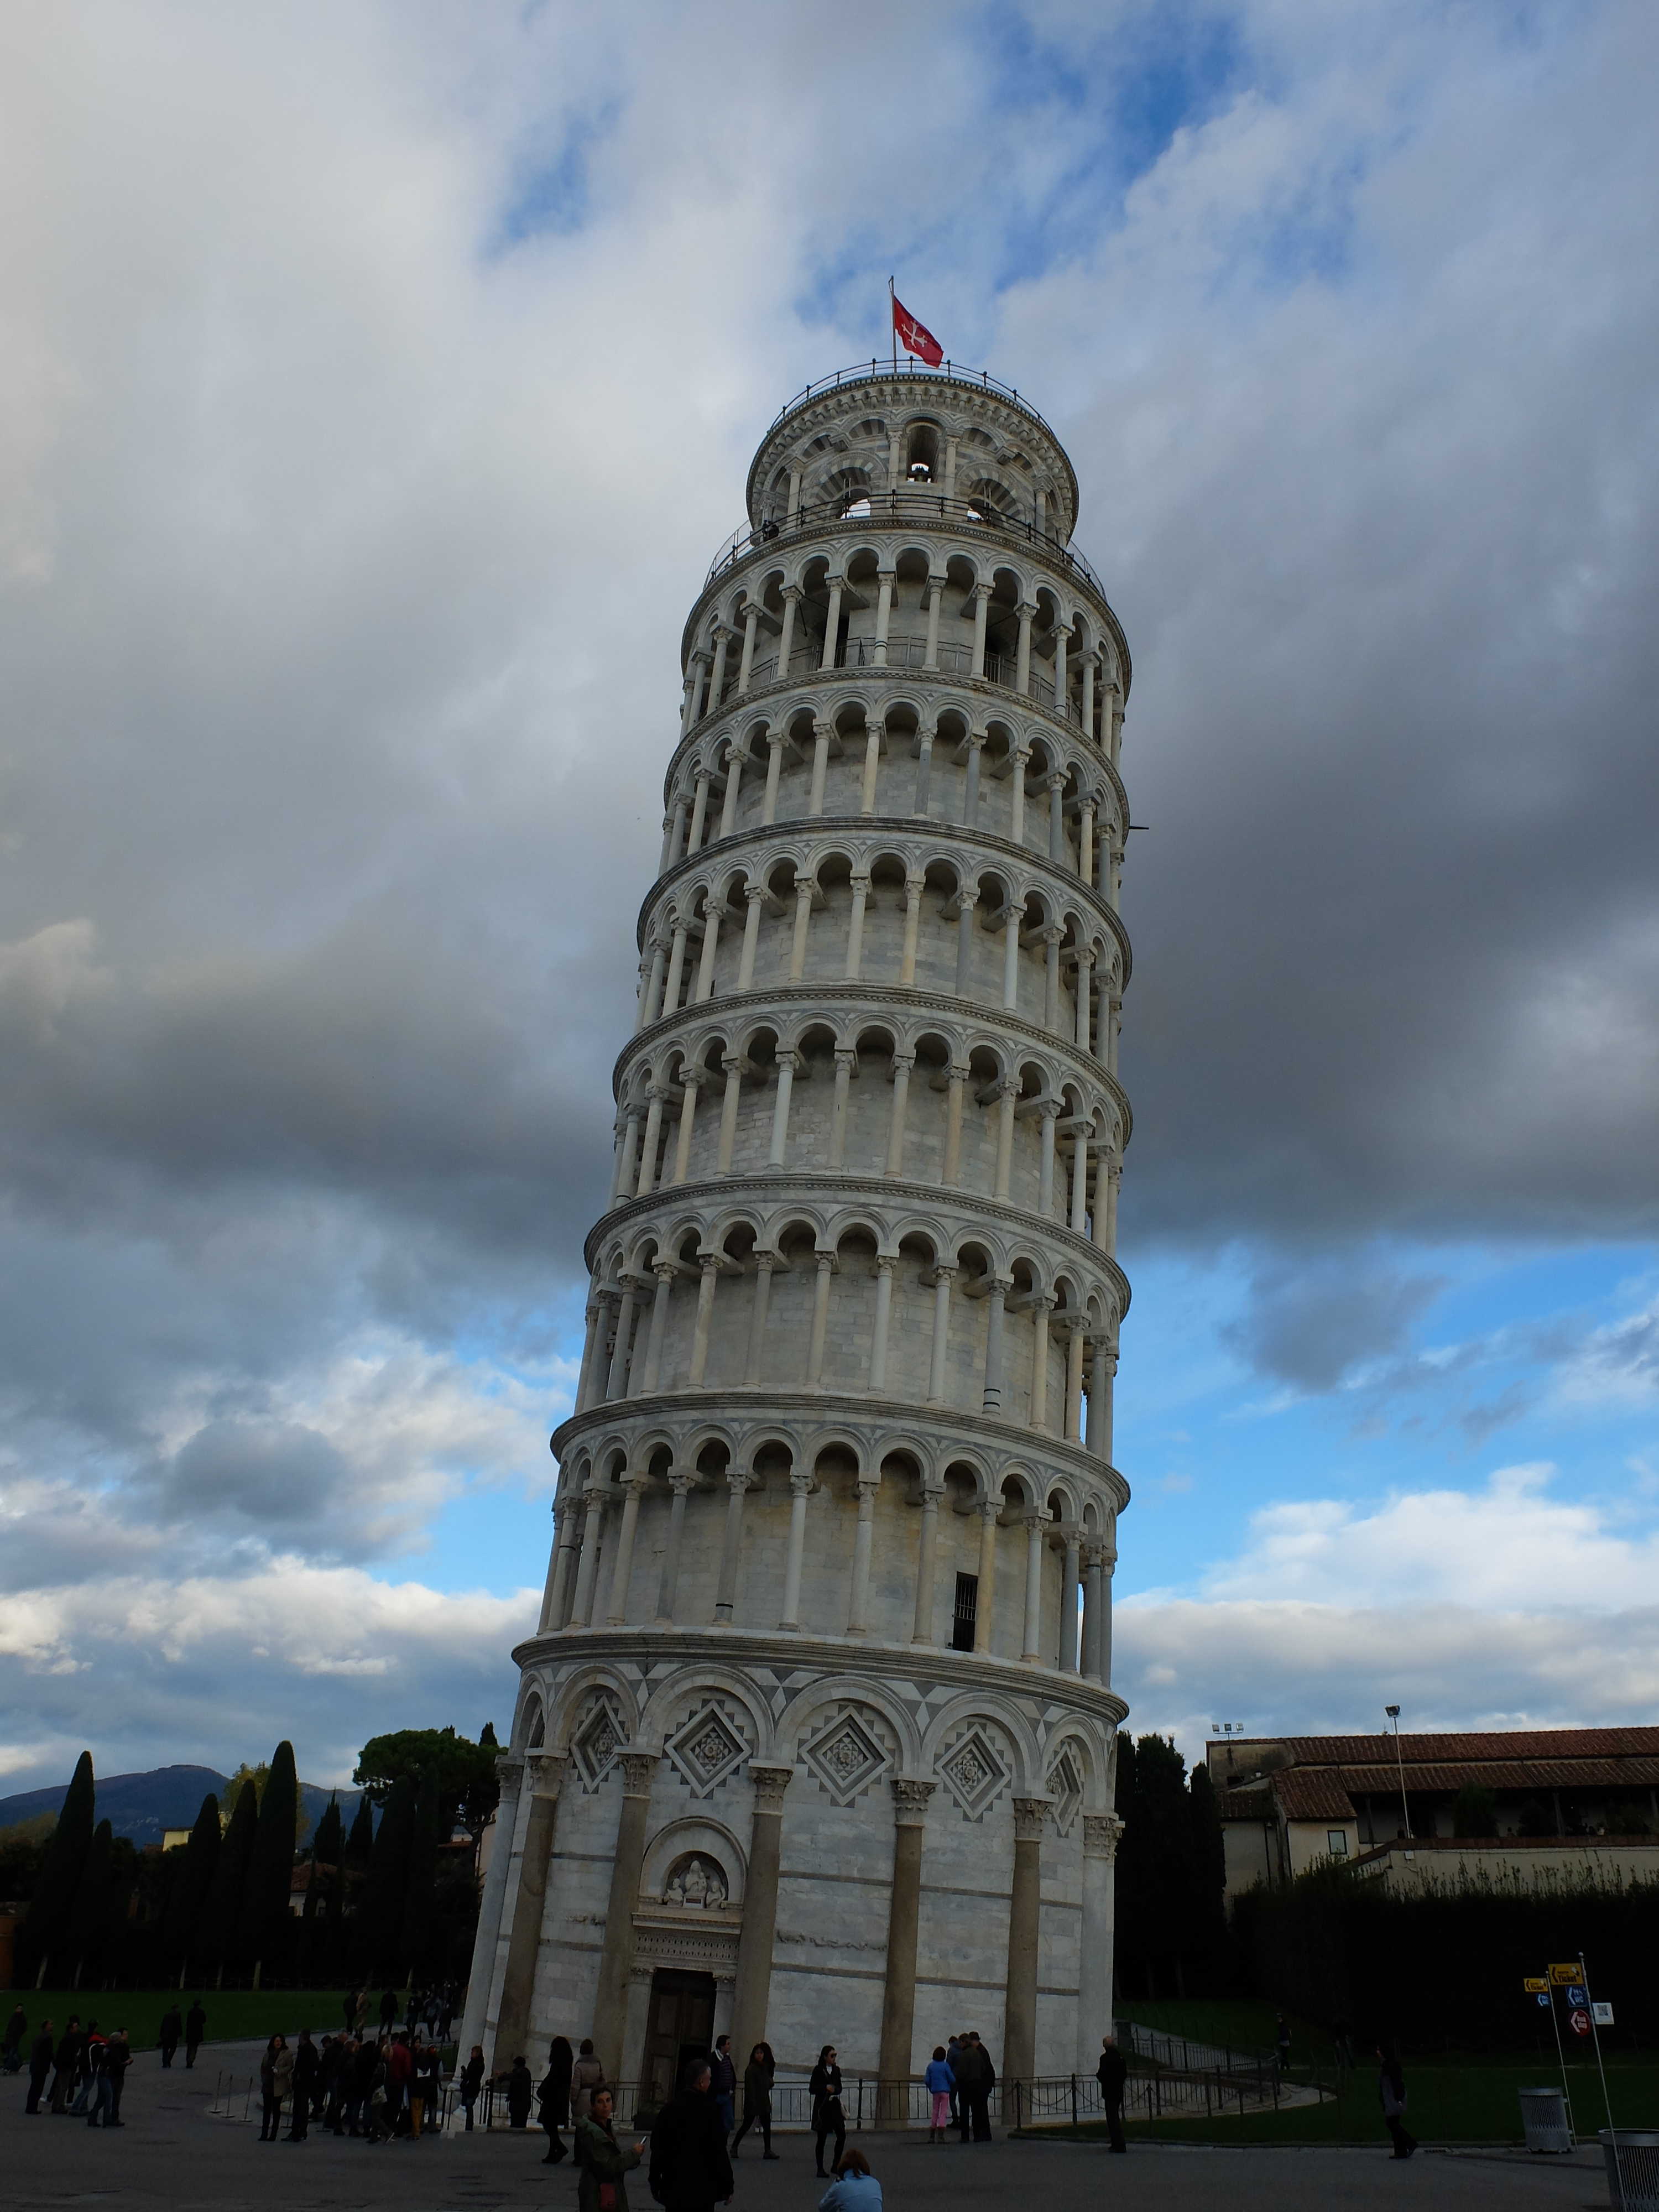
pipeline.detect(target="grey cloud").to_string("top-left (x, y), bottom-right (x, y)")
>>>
top-left (1223, 1260), bottom-right (1444, 1391)
top-left (164, 1419), bottom-right (349, 1526)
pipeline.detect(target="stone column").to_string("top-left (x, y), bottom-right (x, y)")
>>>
top-left (981, 1275), bottom-right (1009, 1415)
top-left (1037, 1103), bottom-right (1059, 1219)
top-left (660, 925), bottom-right (689, 1021)
top-left (640, 1262), bottom-right (676, 1394)
top-left (731, 1765), bottom-right (794, 2064)
top-left (1078, 796), bottom-right (1095, 886)
top-left (706, 627), bottom-right (732, 713)
top-left (570, 1487), bottom-right (610, 1629)
top-left (1091, 1340), bottom-right (1116, 1462)
top-left (762, 733), bottom-right (784, 825)
top-left (1080, 651), bottom-right (1096, 745)
top-left (714, 1470), bottom-right (752, 1623)
top-left (1078, 1813), bottom-right (1125, 2073)
top-left (953, 885), bottom-right (978, 997)
top-left (994, 1074), bottom-right (1019, 1202)
top-left (670, 1068), bottom-right (702, 1186)
top-left (491, 1750), bottom-right (568, 2073)
top-left (775, 584), bottom-right (800, 680)
top-left (638, 937), bottom-right (667, 1033)
top-left (806, 1248), bottom-right (835, 1388)
top-left (538, 1500), bottom-right (569, 1631)
top-left (1065, 1324), bottom-right (1086, 1441)
top-left (962, 731), bottom-right (984, 823)
top-left (1005, 1796), bottom-right (1050, 2090)
top-left (911, 1483), bottom-right (941, 1643)
top-left (779, 1470), bottom-right (812, 1629)
top-left (767, 1050), bottom-right (799, 1168)
top-left (1027, 1295), bottom-right (1054, 1432)
top-left (1068, 1122), bottom-right (1089, 1234)
top-left (971, 581), bottom-right (992, 676)
top-left (736, 602), bottom-right (761, 693)
top-left (922, 577), bottom-right (942, 669)
top-left (1074, 947), bottom-right (1093, 1051)
top-left (743, 1251), bottom-right (776, 1386)
top-left (1047, 771), bottom-right (1067, 863)
top-left (458, 1750), bottom-right (523, 2057)
top-left (877, 1777), bottom-right (936, 2116)
top-left (718, 743), bottom-right (746, 838)
top-left (573, 1297), bottom-right (604, 1413)
top-left (846, 1476), bottom-right (879, 1632)
top-left (1100, 1546), bottom-right (1117, 1683)
top-left (808, 721), bottom-right (831, 815)
top-left (884, 1052), bottom-right (914, 1176)
top-left (819, 576), bottom-right (843, 671)
top-left (900, 875), bottom-right (923, 980)
top-left (844, 873), bottom-right (870, 976)
top-left (1044, 924), bottom-right (1065, 1032)
top-left (1015, 601), bottom-right (1036, 695)
top-left (859, 727), bottom-right (882, 813)
top-left (1052, 622), bottom-right (1071, 719)
top-left (611, 1112), bottom-right (641, 1208)
top-left (1060, 1527), bottom-right (1081, 1671)
top-left (737, 883), bottom-right (766, 990)
top-left (1002, 904), bottom-right (1021, 1010)
top-left (716, 1053), bottom-right (748, 1173)
top-left (604, 1473), bottom-right (649, 1625)
top-left (873, 568), bottom-right (894, 664)
top-left (1010, 744), bottom-right (1030, 845)
top-left (827, 1046), bottom-right (857, 1167)
top-left (688, 1254), bottom-right (723, 1387)
top-left (973, 1502), bottom-right (999, 1655)
top-left (605, 1286), bottom-right (639, 1401)
top-left (912, 731), bottom-right (934, 817)
top-left (634, 1086), bottom-right (667, 1199)
top-left (868, 1254), bottom-right (897, 1392)
top-left (1082, 1545), bottom-right (1105, 1681)
top-left (687, 769), bottom-right (712, 854)
top-left (942, 1062), bottom-right (967, 1185)
top-left (591, 1753), bottom-right (658, 2079)
top-left (693, 896), bottom-right (724, 1003)
top-left (1020, 1510), bottom-right (1047, 1662)
top-left (1096, 966), bottom-right (1114, 1067)
top-left (789, 878), bottom-right (813, 979)
top-left (926, 1265), bottom-right (954, 1402)
top-left (655, 1472), bottom-right (694, 1622)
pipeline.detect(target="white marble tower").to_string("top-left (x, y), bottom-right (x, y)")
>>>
top-left (463, 362), bottom-right (1134, 2107)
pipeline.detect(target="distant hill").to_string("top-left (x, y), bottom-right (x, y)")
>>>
top-left (0, 1765), bottom-right (364, 1849)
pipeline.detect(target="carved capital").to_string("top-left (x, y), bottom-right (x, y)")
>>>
top-left (526, 1748), bottom-right (571, 1801)
top-left (1012, 1795), bottom-right (1053, 1844)
top-left (750, 1763), bottom-right (795, 1817)
top-left (890, 1776), bottom-right (936, 1827)
top-left (1083, 1812), bottom-right (1126, 1861)
top-left (618, 1752), bottom-right (658, 1798)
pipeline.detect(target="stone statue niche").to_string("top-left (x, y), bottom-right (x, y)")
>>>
top-left (661, 1852), bottom-right (729, 1910)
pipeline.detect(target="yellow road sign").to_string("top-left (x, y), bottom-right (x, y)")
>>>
top-left (1550, 1964), bottom-right (1580, 1985)
top-left (1524, 1977), bottom-right (1548, 1993)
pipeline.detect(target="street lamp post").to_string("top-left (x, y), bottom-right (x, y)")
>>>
top-left (1385, 1705), bottom-right (1411, 1839)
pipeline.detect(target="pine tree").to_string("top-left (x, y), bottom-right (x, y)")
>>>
top-left (358, 1773), bottom-right (415, 1981)
top-left (66, 1818), bottom-right (117, 1988)
top-left (345, 1794), bottom-right (375, 1867)
top-left (196, 1775), bottom-right (258, 1984)
top-left (400, 1775), bottom-right (444, 1981)
top-left (300, 1797), bottom-right (345, 1984)
top-left (18, 1749), bottom-right (96, 1986)
top-left (159, 1793), bottom-right (222, 1984)
top-left (237, 1740), bottom-right (298, 1986)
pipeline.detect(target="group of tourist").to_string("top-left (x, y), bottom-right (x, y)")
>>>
top-left (11, 2013), bottom-right (134, 2124)
top-left (256, 2022), bottom-right (446, 2142)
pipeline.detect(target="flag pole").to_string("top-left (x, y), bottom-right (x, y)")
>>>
top-left (890, 275), bottom-right (896, 372)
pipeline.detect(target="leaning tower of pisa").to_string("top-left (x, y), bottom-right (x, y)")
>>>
top-left (462, 361), bottom-right (1134, 2109)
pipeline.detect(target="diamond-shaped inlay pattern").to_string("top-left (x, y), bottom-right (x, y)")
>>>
top-left (1047, 1749), bottom-right (1083, 1835)
top-left (665, 1703), bottom-right (749, 1799)
top-left (939, 1725), bottom-right (1009, 1822)
top-left (572, 1697), bottom-right (625, 1793)
top-left (801, 1710), bottom-right (889, 1806)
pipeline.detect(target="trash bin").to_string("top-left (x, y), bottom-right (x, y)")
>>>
top-left (1519, 2086), bottom-right (1573, 2152)
top-left (1601, 2130), bottom-right (1659, 2212)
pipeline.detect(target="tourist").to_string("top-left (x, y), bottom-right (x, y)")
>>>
top-left (259, 2033), bottom-right (290, 2142)
top-left (159, 2003), bottom-right (181, 2069)
top-left (709, 2034), bottom-right (737, 2138)
top-left (342, 1989), bottom-right (359, 2034)
top-left (1276, 2013), bottom-right (1292, 2075)
top-left (438, 1988), bottom-right (455, 2042)
top-left (286, 2030), bottom-right (317, 2139)
top-left (71, 2023), bottom-right (105, 2115)
top-left (539, 2034), bottom-right (573, 2162)
top-left (185, 1998), bottom-right (207, 2068)
top-left (27, 2019), bottom-right (54, 2113)
top-left (503, 2053), bottom-right (534, 2129)
top-left (945, 2033), bottom-right (963, 2132)
top-left (322, 2032), bottom-right (351, 2132)
top-left (648, 2058), bottom-right (733, 2212)
top-left (954, 2031), bottom-right (995, 2142)
top-left (1376, 2043), bottom-right (1417, 2159)
top-left (103, 2029), bottom-right (131, 2126)
top-left (571, 2035), bottom-right (606, 2121)
top-left (349, 2033), bottom-right (379, 2136)
top-left (924, 2046), bottom-right (954, 2143)
top-left (458, 2044), bottom-right (485, 2132)
top-left (575, 2083), bottom-right (645, 2212)
top-left (413, 2034), bottom-right (442, 2137)
top-left (364, 2050), bottom-right (392, 2143)
top-left (83, 2030), bottom-right (114, 2128)
top-left (810, 2044), bottom-right (846, 2177)
top-left (731, 2041), bottom-right (778, 2159)
top-left (1095, 2033), bottom-right (1127, 2154)
top-left (379, 1989), bottom-right (398, 2037)
top-left (49, 2016), bottom-right (82, 2112)
top-left (3, 2006), bottom-right (25, 2073)
top-left (385, 2030), bottom-right (413, 2133)
top-left (819, 2146), bottom-right (882, 2211)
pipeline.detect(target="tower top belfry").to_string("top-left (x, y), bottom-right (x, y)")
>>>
top-left (465, 357), bottom-right (1136, 2112)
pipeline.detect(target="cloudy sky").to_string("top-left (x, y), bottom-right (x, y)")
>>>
top-left (2, 0), bottom-right (1656, 1798)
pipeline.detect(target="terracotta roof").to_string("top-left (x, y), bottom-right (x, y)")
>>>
top-left (1272, 1769), bottom-right (1356, 1821)
top-left (1216, 1787), bottom-right (1274, 1822)
top-left (1338, 1759), bottom-right (1659, 1794)
top-left (1277, 1728), bottom-right (1659, 1765)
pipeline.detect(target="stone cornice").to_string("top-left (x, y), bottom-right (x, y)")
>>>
top-left (638, 808), bottom-right (1133, 982)
top-left (583, 1165), bottom-right (1133, 1322)
top-left (508, 1620), bottom-right (1129, 1733)
top-left (549, 1382), bottom-right (1133, 1515)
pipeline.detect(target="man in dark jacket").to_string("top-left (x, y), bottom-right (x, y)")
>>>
top-left (26, 2021), bottom-right (54, 2113)
top-left (49, 2017), bottom-right (82, 2112)
top-left (105, 2030), bottom-right (131, 2126)
top-left (956, 2031), bottom-right (995, 2142)
top-left (159, 2004), bottom-right (182, 2068)
top-left (1096, 2034), bottom-right (1128, 2153)
top-left (649, 2060), bottom-right (734, 2212)
top-left (286, 2031), bottom-right (319, 2139)
top-left (349, 2034), bottom-right (379, 2135)
top-left (184, 2000), bottom-right (207, 2068)
top-left (709, 2036), bottom-right (737, 2140)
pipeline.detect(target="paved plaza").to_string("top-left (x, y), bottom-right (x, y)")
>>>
top-left (3, 2041), bottom-right (1617, 2212)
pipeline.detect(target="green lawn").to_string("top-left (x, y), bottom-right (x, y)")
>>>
top-left (7, 1990), bottom-right (359, 2051)
top-left (1051, 2057), bottom-right (1659, 2146)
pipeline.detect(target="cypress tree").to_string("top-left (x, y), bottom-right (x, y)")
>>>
top-left (238, 1739), bottom-right (298, 1986)
top-left (359, 1773), bottom-right (415, 1981)
top-left (345, 1794), bottom-right (375, 1867)
top-left (159, 1793), bottom-right (222, 1983)
top-left (196, 1776), bottom-right (258, 1984)
top-left (66, 1817), bottom-right (117, 1988)
top-left (19, 1749), bottom-right (96, 1986)
top-left (400, 1775), bottom-right (444, 1980)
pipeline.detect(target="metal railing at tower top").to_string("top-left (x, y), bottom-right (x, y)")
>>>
top-left (766, 358), bottom-right (1059, 442)
top-left (702, 490), bottom-right (1109, 604)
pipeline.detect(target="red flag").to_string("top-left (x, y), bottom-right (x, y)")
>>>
top-left (892, 293), bottom-right (943, 367)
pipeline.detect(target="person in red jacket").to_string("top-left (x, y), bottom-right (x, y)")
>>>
top-left (385, 2032), bottom-right (414, 2135)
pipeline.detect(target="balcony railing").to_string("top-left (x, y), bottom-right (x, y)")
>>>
top-left (720, 636), bottom-right (1084, 726)
top-left (766, 357), bottom-right (1059, 444)
top-left (703, 490), bottom-right (1108, 604)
